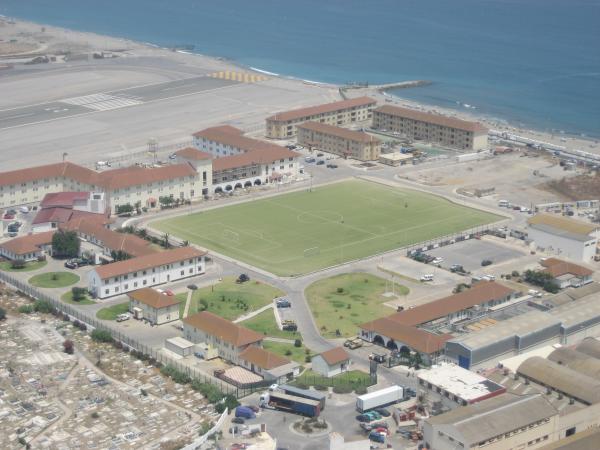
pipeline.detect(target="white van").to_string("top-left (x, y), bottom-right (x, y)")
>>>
top-left (420, 274), bottom-right (434, 282)
top-left (498, 200), bottom-right (509, 207)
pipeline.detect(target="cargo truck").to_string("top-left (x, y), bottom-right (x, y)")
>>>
top-left (279, 384), bottom-right (326, 410)
top-left (356, 385), bottom-right (404, 412)
top-left (259, 391), bottom-right (321, 417)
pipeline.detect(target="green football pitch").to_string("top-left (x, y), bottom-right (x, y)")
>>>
top-left (153, 180), bottom-right (502, 276)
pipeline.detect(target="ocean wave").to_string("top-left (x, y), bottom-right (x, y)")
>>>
top-left (249, 67), bottom-right (280, 76)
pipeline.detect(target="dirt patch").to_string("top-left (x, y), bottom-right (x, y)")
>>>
top-left (0, 41), bottom-right (39, 56)
top-left (543, 173), bottom-right (600, 201)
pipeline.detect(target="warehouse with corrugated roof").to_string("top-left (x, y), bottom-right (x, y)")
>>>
top-left (517, 356), bottom-right (600, 405)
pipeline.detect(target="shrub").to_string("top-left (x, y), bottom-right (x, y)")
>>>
top-left (0, 307), bottom-right (6, 321)
top-left (285, 349), bottom-right (292, 356)
top-left (63, 339), bottom-right (74, 354)
top-left (90, 411), bottom-right (100, 419)
top-left (294, 339), bottom-right (302, 348)
top-left (332, 385), bottom-right (353, 394)
top-left (91, 329), bottom-right (113, 343)
top-left (512, 270), bottom-right (520, 277)
top-left (71, 287), bottom-right (87, 302)
top-left (313, 384), bottom-right (328, 391)
top-left (34, 300), bottom-right (54, 314)
top-left (354, 386), bottom-right (368, 395)
top-left (305, 355), bottom-right (312, 363)
top-left (295, 383), bottom-right (309, 390)
top-left (18, 305), bottom-right (34, 314)
top-left (336, 287), bottom-right (344, 294)
top-left (11, 260), bottom-right (26, 270)
top-left (161, 365), bottom-right (192, 385)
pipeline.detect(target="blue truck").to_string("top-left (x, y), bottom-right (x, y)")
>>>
top-left (259, 391), bottom-right (321, 417)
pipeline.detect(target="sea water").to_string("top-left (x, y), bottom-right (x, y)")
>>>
top-left (1, 0), bottom-right (599, 137)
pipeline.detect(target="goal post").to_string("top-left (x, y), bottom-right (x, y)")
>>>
top-left (303, 246), bottom-right (320, 258)
top-left (222, 229), bottom-right (240, 244)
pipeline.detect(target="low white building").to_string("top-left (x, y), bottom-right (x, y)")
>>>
top-left (128, 288), bottom-right (180, 325)
top-left (164, 337), bottom-right (195, 357)
top-left (539, 257), bottom-right (594, 288)
top-left (238, 345), bottom-right (301, 381)
top-left (0, 231), bottom-right (54, 262)
top-left (87, 246), bottom-right (206, 299)
top-left (528, 214), bottom-right (599, 262)
top-left (312, 347), bottom-right (351, 377)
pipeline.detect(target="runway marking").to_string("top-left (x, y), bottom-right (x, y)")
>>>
top-left (60, 93), bottom-right (143, 111)
top-left (3, 112), bottom-right (35, 120)
top-left (208, 71), bottom-right (269, 83)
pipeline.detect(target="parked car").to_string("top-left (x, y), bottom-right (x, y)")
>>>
top-left (369, 354), bottom-right (386, 364)
top-left (276, 298), bottom-right (291, 308)
top-left (368, 431), bottom-right (385, 443)
top-left (420, 274), bottom-right (434, 282)
top-left (232, 417), bottom-right (245, 424)
top-left (481, 259), bottom-right (493, 266)
top-left (64, 260), bottom-right (78, 269)
top-left (3, 214), bottom-right (14, 220)
top-left (236, 274), bottom-right (250, 283)
top-left (316, 153), bottom-right (324, 157)
top-left (316, 160), bottom-right (325, 165)
top-left (116, 313), bottom-right (131, 322)
top-left (168, 153), bottom-right (177, 160)
top-left (374, 408), bottom-right (391, 417)
top-left (282, 322), bottom-right (297, 332)
top-left (326, 164), bottom-right (338, 169)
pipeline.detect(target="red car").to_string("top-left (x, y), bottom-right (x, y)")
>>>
top-left (3, 214), bottom-right (14, 220)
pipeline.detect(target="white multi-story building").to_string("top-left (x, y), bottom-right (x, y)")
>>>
top-left (128, 288), bottom-right (180, 325)
top-left (183, 311), bottom-right (264, 363)
top-left (0, 161), bottom-right (205, 212)
top-left (190, 125), bottom-right (301, 194)
top-left (87, 246), bottom-right (206, 299)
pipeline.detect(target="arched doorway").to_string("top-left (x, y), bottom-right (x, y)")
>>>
top-left (225, 185), bottom-right (232, 191)
top-left (234, 183), bottom-right (243, 190)
top-left (244, 181), bottom-right (252, 188)
top-left (386, 340), bottom-right (398, 351)
top-left (373, 335), bottom-right (385, 346)
top-left (254, 179), bottom-right (262, 186)
top-left (214, 187), bottom-right (223, 194)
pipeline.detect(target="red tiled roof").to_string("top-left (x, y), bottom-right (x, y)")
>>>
top-left (32, 207), bottom-right (75, 225)
top-left (387, 281), bottom-right (514, 326)
top-left (267, 97), bottom-right (376, 122)
top-left (540, 258), bottom-right (593, 278)
top-left (239, 345), bottom-right (290, 369)
top-left (0, 162), bottom-right (197, 191)
top-left (0, 231), bottom-right (55, 255)
top-left (128, 288), bottom-right (179, 309)
top-left (192, 124), bottom-right (243, 138)
top-left (68, 219), bottom-right (156, 258)
top-left (213, 149), bottom-right (298, 172)
top-left (183, 311), bottom-right (263, 347)
top-left (93, 246), bottom-right (206, 279)
top-left (360, 319), bottom-right (451, 354)
top-left (318, 347), bottom-right (350, 365)
top-left (40, 192), bottom-right (90, 208)
top-left (175, 147), bottom-right (213, 161)
top-left (374, 105), bottom-right (488, 134)
top-left (297, 121), bottom-right (381, 144)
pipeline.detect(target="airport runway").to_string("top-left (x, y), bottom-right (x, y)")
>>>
top-left (0, 75), bottom-right (238, 130)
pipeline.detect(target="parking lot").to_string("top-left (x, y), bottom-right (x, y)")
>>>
top-left (426, 238), bottom-right (525, 273)
top-left (226, 391), bottom-right (417, 450)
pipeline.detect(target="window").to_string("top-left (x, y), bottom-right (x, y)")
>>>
top-left (180, 270), bottom-right (184, 276)
top-left (105, 289), bottom-right (109, 295)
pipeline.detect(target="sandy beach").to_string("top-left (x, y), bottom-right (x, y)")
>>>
top-left (0, 16), bottom-right (598, 163)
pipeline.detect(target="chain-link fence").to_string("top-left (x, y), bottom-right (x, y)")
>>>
top-left (0, 271), bottom-right (260, 399)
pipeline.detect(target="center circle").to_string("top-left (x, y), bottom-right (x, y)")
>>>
top-left (297, 211), bottom-right (344, 224)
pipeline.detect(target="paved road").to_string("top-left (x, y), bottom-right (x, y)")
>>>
top-left (0, 75), bottom-right (238, 130)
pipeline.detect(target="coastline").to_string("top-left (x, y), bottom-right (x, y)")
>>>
top-left (0, 15), bottom-right (597, 156)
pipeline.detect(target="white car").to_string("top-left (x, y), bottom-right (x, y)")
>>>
top-left (420, 274), bottom-right (434, 282)
top-left (432, 257), bottom-right (443, 265)
top-left (116, 313), bottom-right (131, 322)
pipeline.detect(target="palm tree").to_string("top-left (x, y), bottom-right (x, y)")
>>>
top-left (163, 233), bottom-right (170, 249)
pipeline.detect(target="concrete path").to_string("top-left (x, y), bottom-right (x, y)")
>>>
top-left (264, 336), bottom-right (296, 344)
top-left (233, 303), bottom-right (273, 323)
top-left (182, 290), bottom-right (193, 319)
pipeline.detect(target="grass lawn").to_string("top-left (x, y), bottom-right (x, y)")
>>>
top-left (294, 369), bottom-right (374, 388)
top-left (28, 272), bottom-right (79, 288)
top-left (263, 341), bottom-right (310, 364)
top-left (61, 290), bottom-right (95, 305)
top-left (153, 179), bottom-right (501, 276)
top-left (241, 309), bottom-right (300, 340)
top-left (96, 303), bottom-right (129, 320)
top-left (174, 276), bottom-right (284, 321)
top-left (305, 273), bottom-right (407, 338)
top-left (0, 260), bottom-right (47, 272)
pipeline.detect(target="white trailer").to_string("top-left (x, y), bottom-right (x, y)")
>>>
top-left (356, 385), bottom-right (404, 412)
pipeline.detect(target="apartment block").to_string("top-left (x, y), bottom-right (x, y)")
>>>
top-left (372, 105), bottom-right (488, 151)
top-left (265, 96), bottom-right (376, 139)
top-left (296, 121), bottom-right (381, 161)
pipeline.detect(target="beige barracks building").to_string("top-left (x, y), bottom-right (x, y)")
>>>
top-left (265, 96), bottom-right (376, 139)
top-left (296, 121), bottom-right (381, 161)
top-left (373, 105), bottom-right (489, 151)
